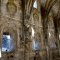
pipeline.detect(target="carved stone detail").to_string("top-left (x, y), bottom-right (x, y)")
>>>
top-left (6, 0), bottom-right (17, 16)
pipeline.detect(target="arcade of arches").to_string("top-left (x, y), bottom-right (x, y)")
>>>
top-left (0, 0), bottom-right (60, 60)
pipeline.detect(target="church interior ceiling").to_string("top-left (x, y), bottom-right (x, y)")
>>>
top-left (0, 0), bottom-right (60, 60)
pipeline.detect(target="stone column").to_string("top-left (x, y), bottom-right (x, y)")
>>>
top-left (24, 14), bottom-right (31, 60)
top-left (0, 30), bottom-right (2, 60)
top-left (57, 28), bottom-right (60, 53)
top-left (30, 9), bottom-right (46, 60)
top-left (47, 12), bottom-right (56, 49)
top-left (0, 0), bottom-right (1, 59)
top-left (14, 28), bottom-right (20, 60)
top-left (47, 12), bottom-right (57, 60)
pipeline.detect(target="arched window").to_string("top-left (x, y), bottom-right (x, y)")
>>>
top-left (33, 38), bottom-right (41, 51)
top-left (0, 49), bottom-right (1, 58)
top-left (2, 32), bottom-right (15, 52)
top-left (33, 0), bottom-right (37, 8)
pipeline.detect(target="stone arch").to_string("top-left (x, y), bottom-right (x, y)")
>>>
top-left (0, 22), bottom-right (20, 58)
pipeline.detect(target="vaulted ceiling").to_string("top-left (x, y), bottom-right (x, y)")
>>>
top-left (21, 0), bottom-right (60, 16)
top-left (21, 0), bottom-right (60, 28)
